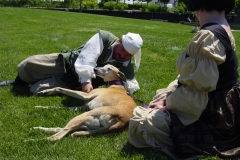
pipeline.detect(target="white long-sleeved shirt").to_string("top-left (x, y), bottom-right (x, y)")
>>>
top-left (74, 33), bottom-right (130, 83)
top-left (74, 33), bottom-right (103, 83)
top-left (74, 32), bottom-right (140, 93)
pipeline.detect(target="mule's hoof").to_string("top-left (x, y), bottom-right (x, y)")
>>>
top-left (47, 136), bottom-right (60, 141)
top-left (37, 91), bottom-right (47, 96)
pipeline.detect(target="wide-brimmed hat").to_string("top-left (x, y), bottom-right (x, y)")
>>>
top-left (122, 32), bottom-right (143, 70)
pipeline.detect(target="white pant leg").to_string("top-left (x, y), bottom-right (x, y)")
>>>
top-left (128, 106), bottom-right (173, 148)
top-left (30, 75), bottom-right (66, 94)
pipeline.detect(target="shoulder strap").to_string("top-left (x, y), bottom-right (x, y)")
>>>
top-left (201, 23), bottom-right (232, 52)
top-left (97, 30), bottom-right (118, 64)
top-left (201, 23), bottom-right (238, 91)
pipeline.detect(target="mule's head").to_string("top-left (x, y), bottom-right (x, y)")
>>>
top-left (94, 64), bottom-right (126, 82)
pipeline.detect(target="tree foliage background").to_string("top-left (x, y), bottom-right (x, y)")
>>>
top-left (0, 0), bottom-right (239, 13)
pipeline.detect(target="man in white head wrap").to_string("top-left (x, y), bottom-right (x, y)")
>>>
top-left (75, 30), bottom-right (143, 94)
top-left (122, 32), bottom-right (143, 70)
top-left (1, 30), bottom-right (143, 95)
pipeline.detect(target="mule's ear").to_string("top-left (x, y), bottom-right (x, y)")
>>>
top-left (117, 71), bottom-right (126, 82)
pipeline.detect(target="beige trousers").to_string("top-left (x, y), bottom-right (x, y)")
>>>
top-left (127, 79), bottom-right (180, 159)
top-left (17, 53), bottom-right (68, 94)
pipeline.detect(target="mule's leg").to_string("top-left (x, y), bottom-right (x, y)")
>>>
top-left (34, 106), bottom-right (61, 109)
top-left (34, 105), bottom-right (89, 111)
top-left (108, 121), bottom-right (126, 132)
top-left (71, 121), bottom-right (126, 137)
top-left (31, 127), bottom-right (63, 132)
top-left (71, 112), bottom-right (125, 137)
top-left (71, 130), bottom-right (98, 137)
top-left (67, 105), bottom-right (89, 111)
top-left (37, 87), bottom-right (89, 100)
top-left (47, 112), bottom-right (99, 141)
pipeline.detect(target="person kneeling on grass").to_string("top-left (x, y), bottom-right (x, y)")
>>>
top-left (0, 30), bottom-right (143, 94)
top-left (128, 0), bottom-right (240, 159)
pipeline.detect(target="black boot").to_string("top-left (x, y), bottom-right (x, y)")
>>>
top-left (0, 80), bottom-right (15, 86)
top-left (14, 75), bottom-right (28, 85)
top-left (0, 75), bottom-right (28, 86)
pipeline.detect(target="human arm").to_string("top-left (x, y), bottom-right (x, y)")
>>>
top-left (118, 61), bottom-right (140, 94)
top-left (148, 95), bottom-right (167, 110)
top-left (166, 30), bottom-right (226, 126)
top-left (126, 78), bottom-right (139, 94)
top-left (81, 82), bottom-right (93, 93)
top-left (74, 32), bottom-right (104, 91)
top-left (147, 76), bottom-right (179, 109)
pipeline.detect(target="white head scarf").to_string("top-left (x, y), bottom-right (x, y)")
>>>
top-left (122, 32), bottom-right (143, 70)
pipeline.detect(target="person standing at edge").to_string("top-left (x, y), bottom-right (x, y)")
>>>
top-left (0, 30), bottom-right (143, 94)
top-left (192, 16), bottom-right (199, 32)
top-left (128, 0), bottom-right (240, 159)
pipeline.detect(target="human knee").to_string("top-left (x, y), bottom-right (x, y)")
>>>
top-left (30, 85), bottom-right (39, 95)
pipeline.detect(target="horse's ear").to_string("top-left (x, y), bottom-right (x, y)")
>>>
top-left (117, 71), bottom-right (126, 82)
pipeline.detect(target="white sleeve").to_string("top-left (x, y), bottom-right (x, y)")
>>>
top-left (126, 78), bottom-right (140, 94)
top-left (167, 30), bottom-right (225, 126)
top-left (74, 32), bottom-right (104, 83)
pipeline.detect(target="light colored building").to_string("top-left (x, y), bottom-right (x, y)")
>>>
top-left (97, 0), bottom-right (178, 6)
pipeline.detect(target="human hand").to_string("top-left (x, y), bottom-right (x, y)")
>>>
top-left (148, 102), bottom-right (167, 110)
top-left (82, 82), bottom-right (93, 92)
top-left (148, 96), bottom-right (167, 110)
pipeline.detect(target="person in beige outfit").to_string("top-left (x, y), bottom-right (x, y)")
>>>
top-left (128, 0), bottom-right (240, 159)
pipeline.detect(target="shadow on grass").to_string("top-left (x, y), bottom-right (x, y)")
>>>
top-left (10, 85), bottom-right (32, 96)
top-left (61, 96), bottom-right (86, 108)
top-left (120, 142), bottom-right (171, 160)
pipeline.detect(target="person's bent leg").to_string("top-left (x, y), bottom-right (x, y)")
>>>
top-left (128, 107), bottom-right (178, 158)
top-left (30, 75), bottom-right (68, 94)
top-left (1, 53), bottom-right (65, 87)
top-left (128, 106), bottom-right (173, 147)
top-left (18, 53), bottom-right (65, 84)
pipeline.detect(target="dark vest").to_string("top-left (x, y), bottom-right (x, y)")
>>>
top-left (60, 30), bottom-right (135, 80)
top-left (179, 23), bottom-right (239, 91)
top-left (201, 23), bottom-right (239, 91)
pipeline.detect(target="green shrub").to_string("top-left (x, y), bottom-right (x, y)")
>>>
top-left (133, 2), bottom-right (141, 6)
top-left (70, 0), bottom-right (80, 9)
top-left (147, 3), bottom-right (160, 12)
top-left (83, 0), bottom-right (98, 9)
top-left (174, 2), bottom-right (187, 13)
top-left (140, 4), bottom-right (147, 12)
top-left (41, 0), bottom-right (52, 8)
top-left (115, 2), bottom-right (128, 11)
top-left (166, 6), bottom-right (174, 13)
top-left (128, 3), bottom-right (142, 10)
top-left (103, 1), bottom-right (116, 11)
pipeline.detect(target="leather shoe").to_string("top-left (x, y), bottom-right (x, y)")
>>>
top-left (0, 80), bottom-right (15, 86)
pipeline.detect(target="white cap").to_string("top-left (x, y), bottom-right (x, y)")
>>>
top-left (122, 32), bottom-right (143, 70)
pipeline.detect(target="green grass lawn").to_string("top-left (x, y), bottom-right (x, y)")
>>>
top-left (0, 7), bottom-right (240, 160)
